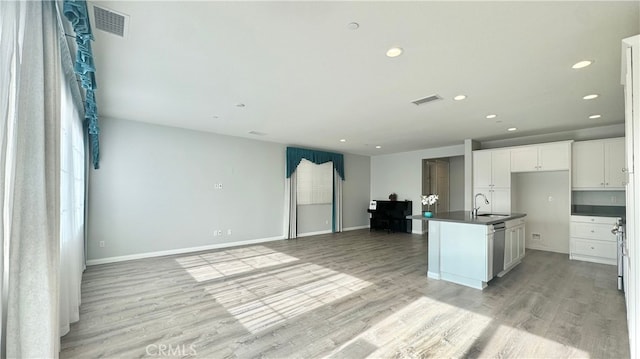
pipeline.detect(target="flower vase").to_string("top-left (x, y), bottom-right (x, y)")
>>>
top-left (423, 211), bottom-right (433, 218)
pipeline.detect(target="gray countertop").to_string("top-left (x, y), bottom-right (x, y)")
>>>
top-left (408, 211), bottom-right (527, 225)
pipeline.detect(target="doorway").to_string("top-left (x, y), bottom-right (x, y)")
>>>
top-left (422, 159), bottom-right (450, 214)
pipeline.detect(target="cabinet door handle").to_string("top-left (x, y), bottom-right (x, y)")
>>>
top-left (606, 183), bottom-right (609, 186)
top-left (600, 183), bottom-right (604, 186)
top-left (591, 246), bottom-right (595, 250)
top-left (590, 230), bottom-right (595, 233)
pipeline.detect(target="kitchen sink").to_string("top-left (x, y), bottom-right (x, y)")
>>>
top-left (477, 213), bottom-right (510, 218)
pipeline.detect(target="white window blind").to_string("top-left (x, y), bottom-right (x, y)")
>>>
top-left (296, 159), bottom-right (333, 205)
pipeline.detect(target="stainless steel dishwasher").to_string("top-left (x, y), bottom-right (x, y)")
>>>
top-left (492, 222), bottom-right (506, 277)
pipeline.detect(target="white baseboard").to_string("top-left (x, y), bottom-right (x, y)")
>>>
top-left (525, 244), bottom-right (569, 255)
top-left (343, 225), bottom-right (369, 231)
top-left (297, 230), bottom-right (333, 238)
top-left (297, 226), bottom-right (369, 237)
top-left (86, 235), bottom-right (286, 266)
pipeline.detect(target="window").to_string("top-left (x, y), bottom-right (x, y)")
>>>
top-left (296, 159), bottom-right (333, 205)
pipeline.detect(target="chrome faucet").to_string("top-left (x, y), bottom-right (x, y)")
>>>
top-left (472, 193), bottom-right (490, 217)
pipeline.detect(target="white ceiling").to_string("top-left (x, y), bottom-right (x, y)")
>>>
top-left (88, 1), bottom-right (639, 156)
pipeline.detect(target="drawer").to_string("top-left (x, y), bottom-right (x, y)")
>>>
top-left (571, 238), bottom-right (616, 259)
top-left (570, 215), bottom-right (619, 225)
top-left (570, 222), bottom-right (616, 241)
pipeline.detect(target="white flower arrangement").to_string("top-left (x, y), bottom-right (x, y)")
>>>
top-left (421, 194), bottom-right (439, 207)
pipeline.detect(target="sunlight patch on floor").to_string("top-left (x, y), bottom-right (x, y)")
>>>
top-left (328, 296), bottom-right (492, 358)
top-left (205, 263), bottom-right (371, 333)
top-left (483, 325), bottom-right (591, 358)
top-left (174, 245), bottom-right (299, 282)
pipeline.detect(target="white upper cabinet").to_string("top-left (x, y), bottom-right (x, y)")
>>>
top-left (511, 142), bottom-right (571, 172)
top-left (572, 138), bottom-right (625, 190)
top-left (605, 139), bottom-right (626, 188)
top-left (473, 149), bottom-right (511, 214)
top-left (473, 149), bottom-right (511, 188)
top-left (473, 151), bottom-right (493, 188)
top-left (491, 150), bottom-right (511, 187)
top-left (572, 141), bottom-right (605, 188)
top-left (509, 147), bottom-right (538, 172)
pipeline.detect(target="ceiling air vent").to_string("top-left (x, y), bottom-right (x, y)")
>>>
top-left (93, 6), bottom-right (128, 38)
top-left (412, 94), bottom-right (443, 106)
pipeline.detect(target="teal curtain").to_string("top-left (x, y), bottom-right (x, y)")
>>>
top-left (286, 147), bottom-right (345, 180)
top-left (286, 147), bottom-right (344, 234)
top-left (63, 0), bottom-right (100, 169)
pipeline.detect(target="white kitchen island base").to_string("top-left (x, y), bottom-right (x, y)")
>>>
top-left (415, 211), bottom-right (527, 290)
top-left (428, 221), bottom-right (494, 290)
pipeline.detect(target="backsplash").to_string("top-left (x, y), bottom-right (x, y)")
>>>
top-left (572, 190), bottom-right (626, 206)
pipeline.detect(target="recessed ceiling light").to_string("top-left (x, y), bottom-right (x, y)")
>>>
top-left (236, 103), bottom-right (246, 107)
top-left (386, 47), bottom-right (403, 58)
top-left (589, 114), bottom-right (602, 119)
top-left (453, 95), bottom-right (467, 101)
top-left (375, 145), bottom-right (382, 149)
top-left (486, 114), bottom-right (497, 119)
top-left (507, 127), bottom-right (517, 132)
top-left (340, 139), bottom-right (347, 142)
top-left (572, 60), bottom-right (593, 69)
top-left (583, 94), bottom-right (599, 100)
top-left (347, 22), bottom-right (359, 30)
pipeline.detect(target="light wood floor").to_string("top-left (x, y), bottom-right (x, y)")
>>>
top-left (61, 230), bottom-right (629, 358)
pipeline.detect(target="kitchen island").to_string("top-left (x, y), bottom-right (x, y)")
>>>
top-left (410, 211), bottom-right (527, 290)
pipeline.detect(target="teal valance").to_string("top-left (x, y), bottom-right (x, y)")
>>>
top-left (63, 0), bottom-right (100, 169)
top-left (286, 147), bottom-right (344, 180)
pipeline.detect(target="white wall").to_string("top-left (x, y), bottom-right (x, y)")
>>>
top-left (88, 117), bottom-right (286, 261)
top-left (88, 118), bottom-right (371, 262)
top-left (342, 152), bottom-right (372, 230)
top-left (297, 204), bottom-right (332, 235)
top-left (371, 144), bottom-right (465, 233)
top-left (512, 171), bottom-right (571, 254)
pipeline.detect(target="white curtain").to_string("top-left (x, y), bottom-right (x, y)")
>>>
top-left (333, 170), bottom-right (343, 233)
top-left (0, 1), bottom-right (20, 356)
top-left (1, 1), bottom-right (85, 356)
top-left (58, 5), bottom-right (86, 336)
top-left (3, 1), bottom-right (61, 356)
top-left (284, 165), bottom-right (344, 238)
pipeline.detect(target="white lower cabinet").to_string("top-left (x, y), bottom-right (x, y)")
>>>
top-left (503, 218), bottom-right (525, 272)
top-left (569, 215), bottom-right (618, 265)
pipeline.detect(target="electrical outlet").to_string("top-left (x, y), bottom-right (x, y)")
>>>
top-left (532, 233), bottom-right (541, 241)
top-left (213, 230), bottom-right (218, 237)
top-left (217, 230), bottom-right (223, 236)
top-left (227, 229), bottom-right (232, 235)
top-left (99, 241), bottom-right (105, 248)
